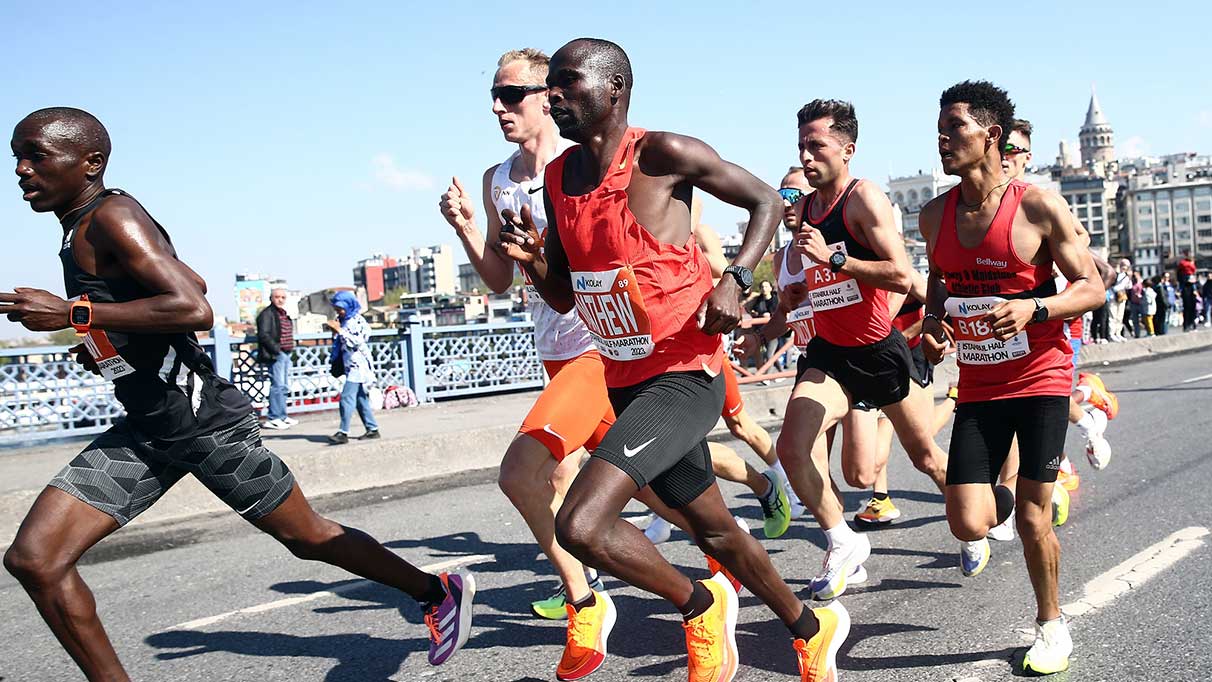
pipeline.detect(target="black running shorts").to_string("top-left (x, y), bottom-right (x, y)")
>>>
top-left (48, 413), bottom-right (295, 526)
top-left (946, 395), bottom-right (1069, 485)
top-left (797, 329), bottom-right (913, 408)
top-left (592, 371), bottom-right (724, 509)
top-left (909, 343), bottom-right (934, 388)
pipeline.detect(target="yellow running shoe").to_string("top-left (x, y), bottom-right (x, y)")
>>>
top-left (854, 495), bottom-right (902, 526)
top-left (556, 591), bottom-right (616, 681)
top-left (1051, 483), bottom-right (1070, 527)
top-left (684, 574), bottom-right (738, 682)
top-left (794, 601), bottom-right (851, 682)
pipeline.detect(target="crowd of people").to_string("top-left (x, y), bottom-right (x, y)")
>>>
top-left (3, 35), bottom-right (1190, 682)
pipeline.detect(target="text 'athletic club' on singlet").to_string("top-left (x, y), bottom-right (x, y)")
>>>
top-left (798, 179), bottom-right (893, 346)
top-left (544, 127), bottom-right (724, 388)
top-left (931, 179), bottom-right (1072, 403)
top-left (489, 145), bottom-right (595, 362)
top-left (775, 245), bottom-right (815, 349)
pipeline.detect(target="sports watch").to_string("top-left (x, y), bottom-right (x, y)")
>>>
top-left (828, 250), bottom-right (847, 273)
top-left (723, 264), bottom-right (754, 292)
top-left (1030, 297), bottom-right (1049, 324)
top-left (69, 294), bottom-right (93, 335)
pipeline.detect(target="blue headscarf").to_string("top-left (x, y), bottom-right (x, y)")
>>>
top-left (329, 291), bottom-right (362, 366)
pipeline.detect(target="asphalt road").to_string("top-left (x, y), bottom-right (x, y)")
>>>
top-left (2, 349), bottom-right (1210, 682)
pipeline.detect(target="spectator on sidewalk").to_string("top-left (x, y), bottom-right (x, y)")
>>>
top-left (1202, 272), bottom-right (1212, 328)
top-left (1111, 258), bottom-right (1132, 340)
top-left (256, 288), bottom-right (297, 430)
top-left (1091, 288), bottom-right (1111, 343)
top-left (1143, 277), bottom-right (1158, 336)
top-left (1127, 270), bottom-right (1145, 338)
top-left (745, 280), bottom-right (786, 370)
top-left (1178, 250), bottom-right (1198, 331)
top-left (1158, 272), bottom-right (1176, 335)
top-left (327, 291), bottom-right (380, 445)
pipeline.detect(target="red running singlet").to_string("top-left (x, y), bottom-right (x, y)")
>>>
top-left (931, 179), bottom-right (1072, 403)
top-left (544, 127), bottom-right (724, 388)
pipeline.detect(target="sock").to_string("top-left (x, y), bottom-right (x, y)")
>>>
top-left (789, 604), bottom-right (820, 641)
top-left (1074, 385), bottom-right (1092, 403)
top-left (419, 574), bottom-right (447, 605)
top-left (1059, 457), bottom-right (1075, 475)
top-left (1075, 411), bottom-right (1096, 436)
top-left (1037, 615), bottom-right (1065, 627)
top-left (758, 472), bottom-right (777, 502)
top-left (678, 580), bottom-right (714, 621)
top-left (823, 522), bottom-right (857, 551)
top-left (872, 491), bottom-right (889, 501)
top-left (570, 590), bottom-right (597, 613)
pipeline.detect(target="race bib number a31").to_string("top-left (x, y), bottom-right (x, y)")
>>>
top-left (944, 296), bottom-right (1030, 365)
top-left (572, 267), bottom-right (653, 361)
top-left (82, 330), bottom-right (136, 381)
top-left (805, 244), bottom-right (863, 312)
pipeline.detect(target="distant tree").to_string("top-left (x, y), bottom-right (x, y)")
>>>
top-left (753, 255), bottom-right (775, 287)
top-left (382, 287), bottom-right (409, 306)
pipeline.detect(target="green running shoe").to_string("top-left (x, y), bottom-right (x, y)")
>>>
top-left (758, 470), bottom-right (792, 539)
top-left (531, 570), bottom-right (605, 620)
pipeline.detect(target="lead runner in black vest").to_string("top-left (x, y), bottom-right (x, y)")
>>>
top-left (2, 108), bottom-right (474, 681)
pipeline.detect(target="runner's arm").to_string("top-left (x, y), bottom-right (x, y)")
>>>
top-left (440, 168), bottom-right (514, 294)
top-left (516, 189), bottom-right (574, 314)
top-left (917, 197), bottom-right (953, 363)
top-left (834, 181), bottom-right (912, 293)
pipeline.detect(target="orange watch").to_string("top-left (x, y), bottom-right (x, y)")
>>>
top-left (69, 294), bottom-right (93, 335)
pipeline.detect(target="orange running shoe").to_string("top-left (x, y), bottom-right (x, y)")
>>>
top-left (684, 574), bottom-right (739, 682)
top-left (1057, 468), bottom-right (1080, 492)
top-left (794, 602), bottom-right (851, 682)
top-left (1078, 373), bottom-right (1119, 420)
top-left (705, 555), bottom-right (742, 595)
top-left (556, 591), bottom-right (616, 681)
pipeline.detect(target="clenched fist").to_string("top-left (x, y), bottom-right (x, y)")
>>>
top-left (439, 176), bottom-right (476, 233)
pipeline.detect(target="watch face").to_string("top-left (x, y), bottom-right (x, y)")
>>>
top-left (71, 305), bottom-right (90, 325)
top-left (830, 252), bottom-right (846, 266)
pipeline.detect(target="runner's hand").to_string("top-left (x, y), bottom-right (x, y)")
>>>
top-left (921, 316), bottom-right (953, 365)
top-left (985, 299), bottom-right (1035, 341)
top-left (794, 225), bottom-right (832, 266)
top-left (700, 278), bottom-right (742, 334)
top-left (496, 205), bottom-right (545, 265)
top-left (779, 282), bottom-right (809, 312)
top-left (0, 288), bottom-right (70, 331)
top-left (439, 176), bottom-right (475, 233)
top-left (733, 330), bottom-right (760, 360)
top-left (68, 343), bottom-right (100, 376)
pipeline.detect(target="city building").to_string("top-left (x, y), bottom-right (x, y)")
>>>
top-left (352, 254), bottom-right (399, 304)
top-left (1079, 87), bottom-right (1115, 169)
top-left (1060, 175), bottom-right (1119, 257)
top-left (391, 245), bottom-right (456, 296)
top-left (886, 168), bottom-right (957, 271)
top-left (458, 262), bottom-right (486, 293)
top-left (233, 273), bottom-right (294, 325)
top-left (1122, 176), bottom-right (1212, 277)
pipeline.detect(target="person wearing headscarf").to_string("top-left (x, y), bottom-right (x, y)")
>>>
top-left (326, 290), bottom-right (379, 444)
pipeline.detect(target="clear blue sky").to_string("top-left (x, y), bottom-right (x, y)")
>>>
top-left (4, 0), bottom-right (1209, 340)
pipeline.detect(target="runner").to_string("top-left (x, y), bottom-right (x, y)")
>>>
top-left (501, 38), bottom-right (847, 682)
top-left (776, 99), bottom-right (952, 600)
top-left (920, 82), bottom-right (1105, 675)
top-left (438, 48), bottom-right (612, 679)
top-left (2, 108), bottom-right (473, 682)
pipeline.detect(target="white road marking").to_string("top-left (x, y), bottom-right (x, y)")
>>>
top-left (170, 553), bottom-right (493, 631)
top-left (1178, 372), bottom-right (1212, 385)
top-left (1061, 526), bottom-right (1208, 618)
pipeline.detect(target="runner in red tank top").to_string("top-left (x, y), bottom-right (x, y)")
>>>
top-left (919, 82), bottom-right (1104, 676)
top-left (497, 38), bottom-right (846, 682)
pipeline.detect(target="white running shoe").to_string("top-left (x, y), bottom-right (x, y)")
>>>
top-left (1023, 617), bottom-right (1073, 675)
top-left (960, 538), bottom-right (991, 577)
top-left (644, 515), bottom-right (672, 545)
top-left (809, 532), bottom-right (871, 600)
top-left (282, 417), bottom-right (299, 426)
top-left (988, 510), bottom-right (1016, 542)
top-left (262, 418), bottom-right (290, 430)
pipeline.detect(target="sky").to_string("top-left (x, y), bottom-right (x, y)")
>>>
top-left (3, 0), bottom-right (1210, 341)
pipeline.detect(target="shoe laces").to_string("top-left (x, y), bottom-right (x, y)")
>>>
top-left (758, 488), bottom-right (783, 518)
top-left (566, 603), bottom-right (597, 648)
top-left (684, 616), bottom-right (722, 668)
top-left (424, 604), bottom-right (443, 645)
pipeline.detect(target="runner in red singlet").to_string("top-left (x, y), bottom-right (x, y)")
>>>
top-left (920, 81), bottom-right (1104, 676)
top-left (499, 38), bottom-right (847, 682)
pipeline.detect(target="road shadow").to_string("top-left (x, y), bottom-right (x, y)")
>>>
top-left (840, 621), bottom-right (1020, 671)
top-left (260, 433), bottom-right (335, 443)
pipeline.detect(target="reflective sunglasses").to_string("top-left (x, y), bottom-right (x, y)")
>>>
top-left (778, 187), bottom-right (806, 204)
top-left (491, 84), bottom-right (548, 105)
top-left (1003, 143), bottom-right (1031, 156)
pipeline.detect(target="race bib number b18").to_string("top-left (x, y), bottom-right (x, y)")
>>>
top-left (572, 267), bottom-right (653, 361)
top-left (944, 296), bottom-right (1030, 365)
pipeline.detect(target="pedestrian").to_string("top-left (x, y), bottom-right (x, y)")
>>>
top-left (1143, 277), bottom-right (1157, 336)
top-left (1127, 270), bottom-right (1144, 338)
top-left (327, 290), bottom-right (380, 444)
top-left (256, 288), bottom-right (298, 429)
top-left (1202, 272), bottom-right (1212, 327)
top-left (1090, 289), bottom-right (1110, 343)
top-left (1159, 272), bottom-right (1176, 335)
top-left (1178, 250), bottom-right (1198, 331)
top-left (1110, 258), bottom-right (1131, 340)
top-left (745, 279), bottom-right (785, 370)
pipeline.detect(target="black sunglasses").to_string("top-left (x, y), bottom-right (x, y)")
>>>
top-left (778, 187), bottom-right (806, 204)
top-left (491, 84), bottom-right (548, 105)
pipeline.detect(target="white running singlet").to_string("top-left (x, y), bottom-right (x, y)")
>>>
top-left (490, 147), bottom-right (595, 361)
top-left (776, 245), bottom-right (816, 349)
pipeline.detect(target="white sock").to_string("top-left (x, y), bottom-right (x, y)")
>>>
top-left (1074, 385), bottom-right (1092, 403)
top-left (823, 522), bottom-right (857, 550)
top-left (1075, 411), bottom-right (1095, 436)
top-left (772, 461), bottom-right (803, 504)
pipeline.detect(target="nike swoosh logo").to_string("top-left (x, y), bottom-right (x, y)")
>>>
top-left (623, 437), bottom-right (657, 458)
top-left (527, 184), bottom-right (544, 195)
top-left (542, 423), bottom-right (566, 442)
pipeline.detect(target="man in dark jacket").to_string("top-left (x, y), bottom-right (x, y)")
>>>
top-left (256, 289), bottom-right (296, 429)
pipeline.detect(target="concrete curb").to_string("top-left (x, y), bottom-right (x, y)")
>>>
top-left (3, 329), bottom-right (1209, 550)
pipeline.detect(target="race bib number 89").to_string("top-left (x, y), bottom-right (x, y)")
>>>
top-left (572, 267), bottom-right (653, 361)
top-left (944, 296), bottom-right (1030, 365)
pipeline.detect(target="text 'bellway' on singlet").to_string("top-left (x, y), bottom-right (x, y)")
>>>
top-left (544, 127), bottom-right (724, 388)
top-left (799, 179), bottom-right (893, 346)
top-left (490, 145), bottom-right (595, 362)
top-left (776, 245), bottom-right (815, 349)
top-left (931, 179), bottom-right (1072, 403)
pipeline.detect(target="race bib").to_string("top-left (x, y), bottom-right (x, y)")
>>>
top-left (786, 303), bottom-right (815, 346)
top-left (81, 329), bottom-right (137, 381)
top-left (944, 296), bottom-right (1030, 365)
top-left (805, 244), bottom-right (863, 312)
top-left (572, 267), bottom-right (653, 361)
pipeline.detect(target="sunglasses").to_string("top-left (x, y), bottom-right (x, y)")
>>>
top-left (1003, 143), bottom-right (1031, 156)
top-left (491, 84), bottom-right (548, 105)
top-left (778, 187), bottom-right (806, 204)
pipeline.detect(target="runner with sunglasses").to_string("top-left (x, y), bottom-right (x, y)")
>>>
top-left (920, 82), bottom-right (1105, 675)
top-left (499, 37), bottom-right (849, 682)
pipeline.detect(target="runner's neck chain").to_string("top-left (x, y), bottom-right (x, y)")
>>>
top-left (959, 178), bottom-right (1011, 210)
